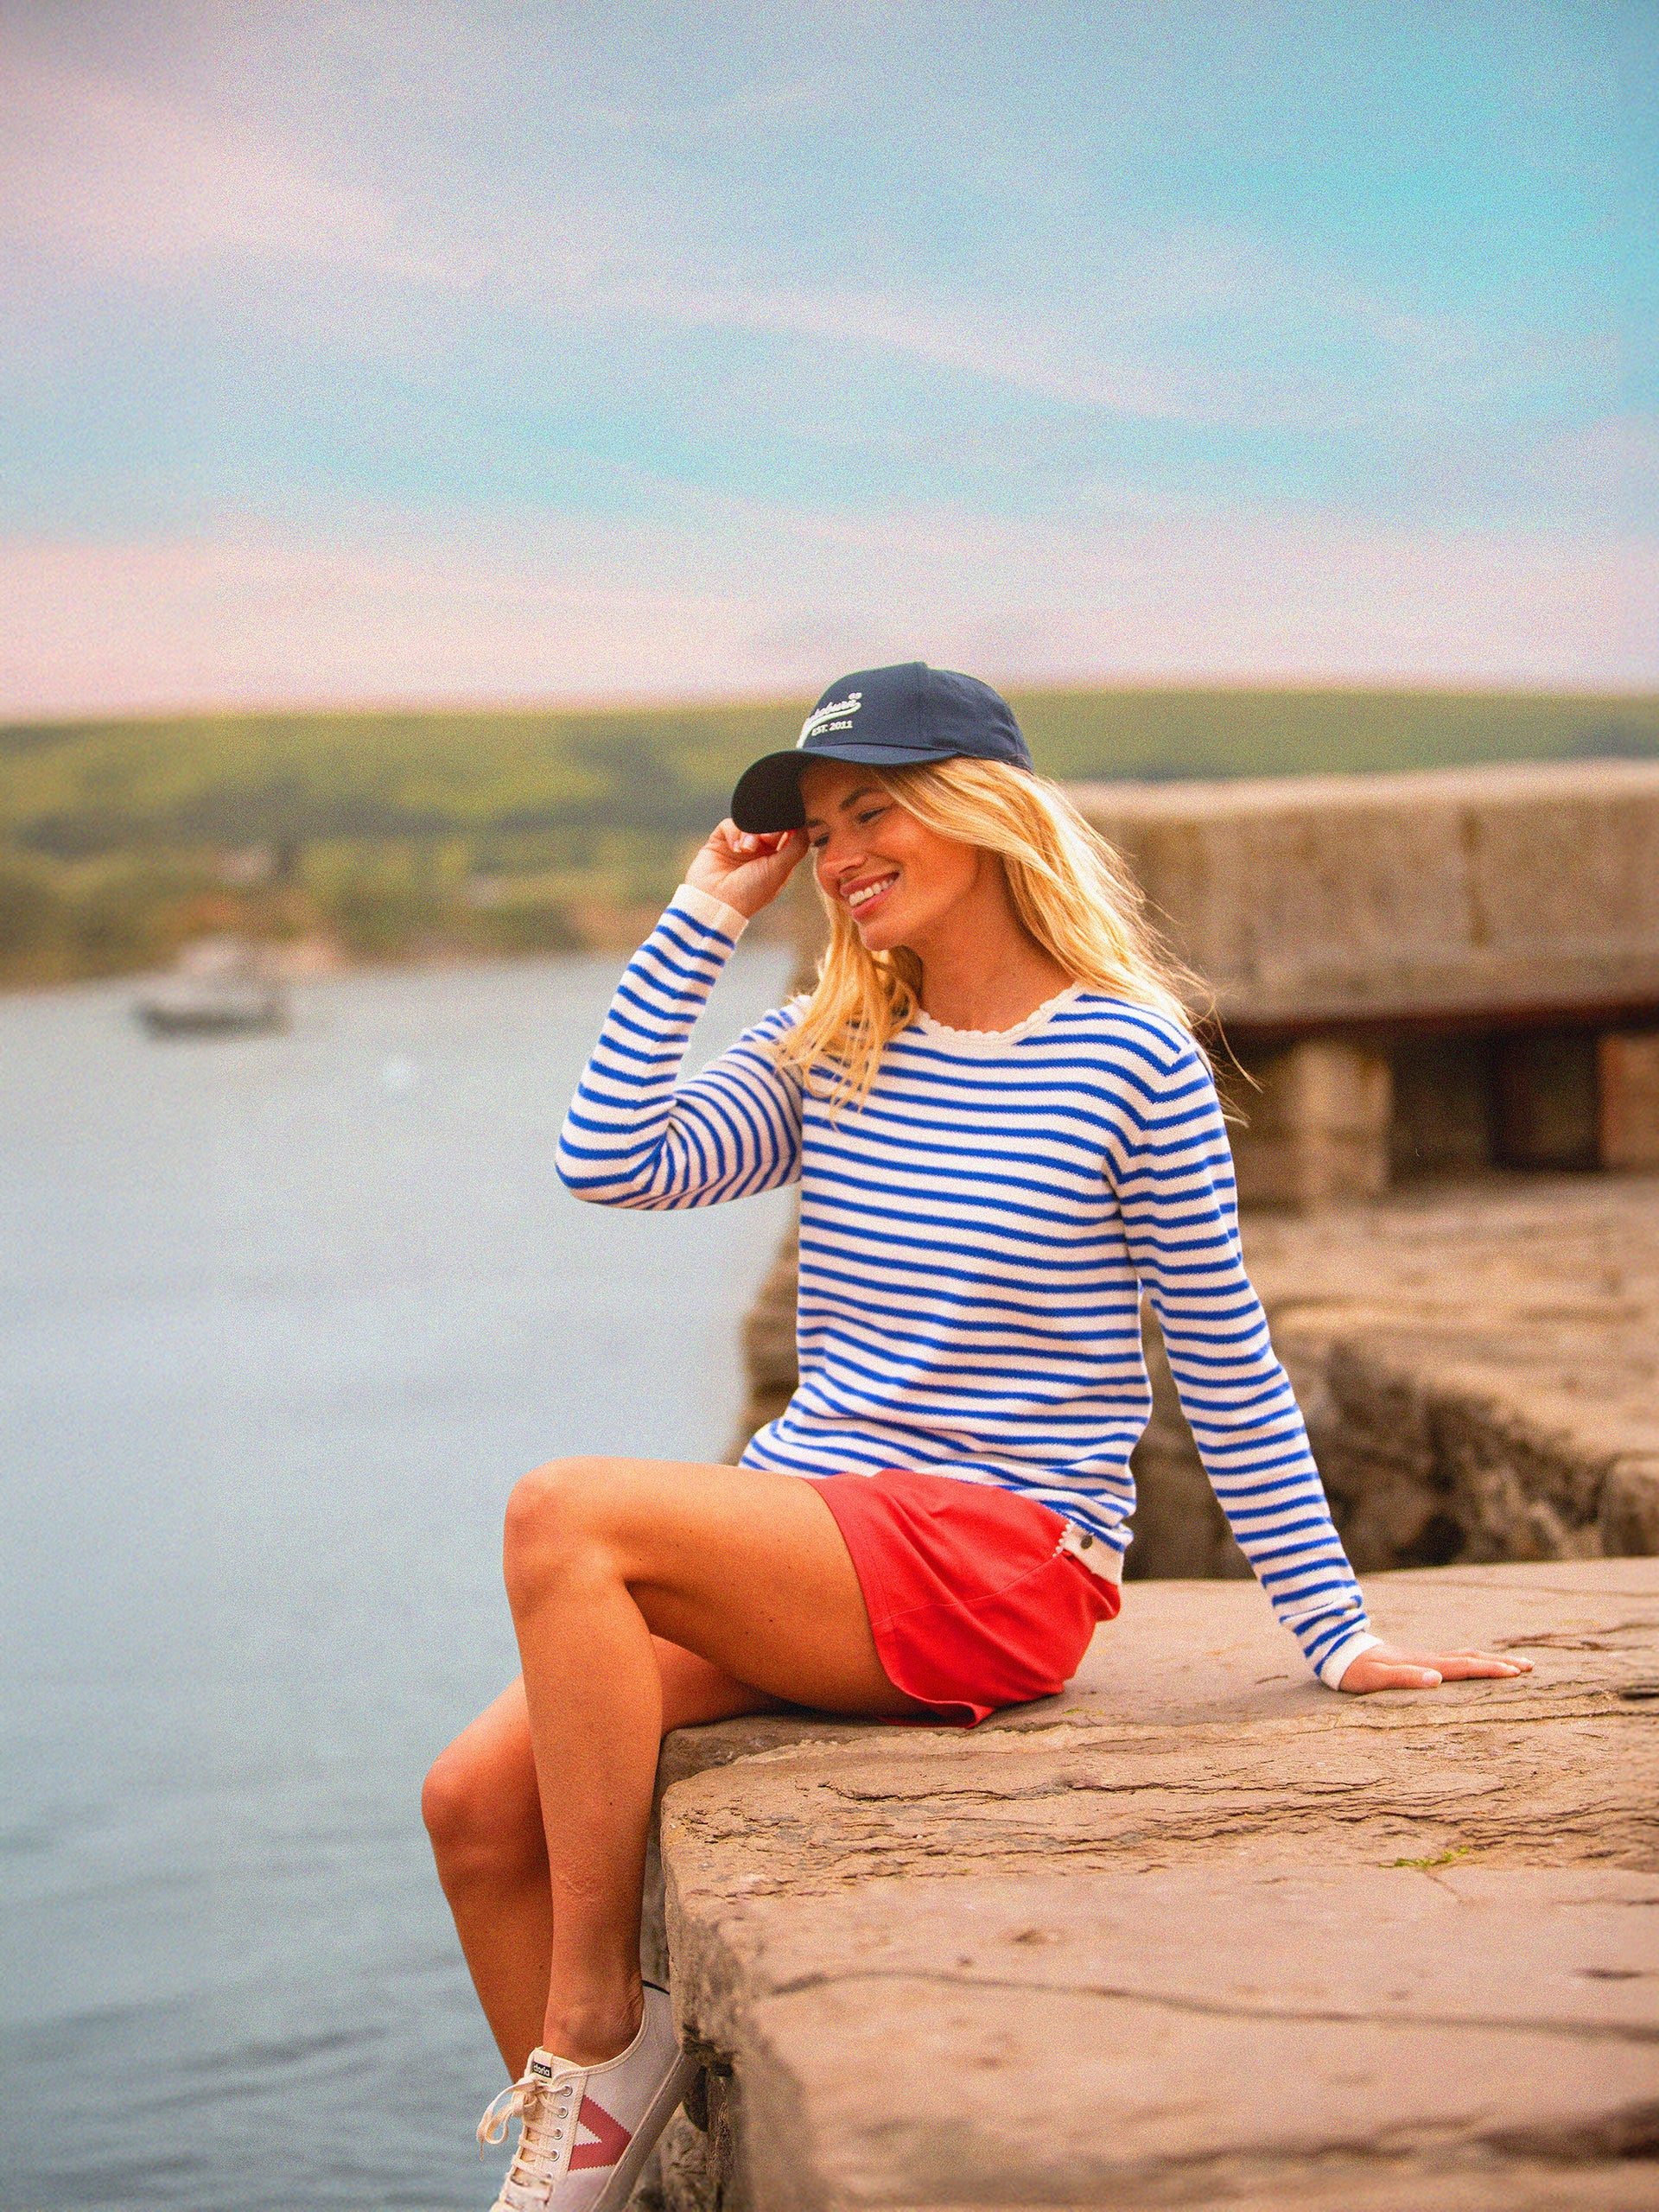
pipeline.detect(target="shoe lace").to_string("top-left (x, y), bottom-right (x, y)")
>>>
top-left (478, 2064), bottom-right (581, 2209)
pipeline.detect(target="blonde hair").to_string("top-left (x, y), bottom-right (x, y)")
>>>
top-left (776, 757), bottom-right (1207, 1108)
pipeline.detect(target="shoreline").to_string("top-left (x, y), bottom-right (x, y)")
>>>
top-left (0, 900), bottom-right (797, 1000)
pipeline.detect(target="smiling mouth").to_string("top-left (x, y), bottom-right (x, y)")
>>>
top-left (845, 874), bottom-right (898, 912)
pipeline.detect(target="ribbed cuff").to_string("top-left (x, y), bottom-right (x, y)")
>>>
top-left (671, 882), bottom-right (750, 940)
top-left (1319, 1630), bottom-right (1384, 1692)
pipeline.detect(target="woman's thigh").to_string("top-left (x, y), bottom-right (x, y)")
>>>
top-left (508, 1456), bottom-right (928, 1719)
top-left (657, 1639), bottom-right (796, 1732)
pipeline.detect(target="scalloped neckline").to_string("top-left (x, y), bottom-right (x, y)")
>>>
top-left (911, 983), bottom-right (1086, 1047)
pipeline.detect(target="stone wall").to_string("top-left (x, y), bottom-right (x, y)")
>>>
top-left (1078, 759), bottom-right (1659, 1205)
top-left (1145, 1172), bottom-right (1659, 1577)
top-left (1255, 1173), bottom-right (1659, 1572)
top-left (1071, 758), bottom-right (1659, 1031)
top-left (643, 1559), bottom-right (1659, 2212)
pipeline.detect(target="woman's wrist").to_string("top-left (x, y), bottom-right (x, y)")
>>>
top-left (1320, 1630), bottom-right (1383, 1691)
top-left (672, 881), bottom-right (751, 937)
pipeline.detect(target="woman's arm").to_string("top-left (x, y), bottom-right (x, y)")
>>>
top-left (556, 825), bottom-right (811, 1211)
top-left (1109, 1020), bottom-right (1527, 1694)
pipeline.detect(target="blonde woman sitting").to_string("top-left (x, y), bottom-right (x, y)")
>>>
top-left (423, 662), bottom-right (1529, 2212)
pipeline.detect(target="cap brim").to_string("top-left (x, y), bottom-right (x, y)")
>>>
top-left (730, 743), bottom-right (949, 832)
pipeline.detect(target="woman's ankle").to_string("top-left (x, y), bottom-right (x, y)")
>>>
top-left (543, 1980), bottom-right (644, 2066)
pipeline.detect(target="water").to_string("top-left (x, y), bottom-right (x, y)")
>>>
top-left (0, 945), bottom-right (796, 2210)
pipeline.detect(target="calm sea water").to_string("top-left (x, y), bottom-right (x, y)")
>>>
top-left (0, 945), bottom-right (796, 2211)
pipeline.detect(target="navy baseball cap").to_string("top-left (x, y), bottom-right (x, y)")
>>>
top-left (730, 661), bottom-right (1033, 833)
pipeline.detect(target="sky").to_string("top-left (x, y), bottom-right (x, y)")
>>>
top-left (1, 0), bottom-right (1655, 716)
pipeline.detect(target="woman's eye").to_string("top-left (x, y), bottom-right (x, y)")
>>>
top-left (856, 808), bottom-right (887, 825)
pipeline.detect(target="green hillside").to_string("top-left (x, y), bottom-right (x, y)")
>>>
top-left (3, 685), bottom-right (1655, 984)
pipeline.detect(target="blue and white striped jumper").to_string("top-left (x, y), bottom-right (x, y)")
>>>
top-left (556, 885), bottom-right (1381, 1690)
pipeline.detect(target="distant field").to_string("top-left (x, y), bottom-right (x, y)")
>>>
top-left (3, 686), bottom-right (1657, 859)
top-left (3, 685), bottom-right (1656, 984)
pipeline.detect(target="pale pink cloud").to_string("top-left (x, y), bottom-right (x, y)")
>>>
top-left (2, 496), bottom-right (1652, 720)
top-left (0, 43), bottom-right (460, 288)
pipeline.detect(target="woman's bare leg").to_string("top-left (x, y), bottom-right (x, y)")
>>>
top-left (423, 1640), bottom-right (788, 2075)
top-left (502, 1456), bottom-right (924, 2065)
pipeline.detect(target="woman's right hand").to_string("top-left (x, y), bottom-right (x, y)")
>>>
top-left (684, 821), bottom-right (808, 919)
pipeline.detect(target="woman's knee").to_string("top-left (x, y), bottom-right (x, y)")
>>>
top-left (421, 1736), bottom-right (542, 1881)
top-left (502, 1455), bottom-right (618, 1605)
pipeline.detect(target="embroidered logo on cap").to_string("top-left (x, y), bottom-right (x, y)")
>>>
top-left (797, 690), bottom-right (862, 747)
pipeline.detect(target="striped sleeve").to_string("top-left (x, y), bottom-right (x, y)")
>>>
top-left (556, 884), bottom-right (805, 1211)
top-left (1108, 1027), bottom-right (1380, 1689)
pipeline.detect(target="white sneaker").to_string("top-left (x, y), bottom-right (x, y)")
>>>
top-left (476, 1983), bottom-right (696, 2212)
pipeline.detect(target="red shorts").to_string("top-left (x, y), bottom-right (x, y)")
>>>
top-left (808, 1466), bottom-right (1120, 1726)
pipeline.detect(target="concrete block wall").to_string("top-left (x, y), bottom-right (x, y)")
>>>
top-left (1073, 758), bottom-right (1659, 1207)
top-left (1070, 758), bottom-right (1659, 1032)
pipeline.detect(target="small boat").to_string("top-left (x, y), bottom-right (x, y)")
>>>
top-left (135, 936), bottom-right (291, 1038)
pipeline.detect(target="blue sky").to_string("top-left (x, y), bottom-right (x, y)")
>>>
top-left (1, 0), bottom-right (1654, 713)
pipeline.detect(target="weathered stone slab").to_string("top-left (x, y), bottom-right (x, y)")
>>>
top-left (648, 1560), bottom-right (1659, 2212)
top-left (1245, 1171), bottom-right (1659, 1572)
top-left (1112, 1171), bottom-right (1659, 1577)
top-left (733, 1869), bottom-right (1657, 2211)
top-left (1070, 760), bottom-right (1659, 1031)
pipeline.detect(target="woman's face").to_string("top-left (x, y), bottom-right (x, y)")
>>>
top-left (798, 760), bottom-right (988, 955)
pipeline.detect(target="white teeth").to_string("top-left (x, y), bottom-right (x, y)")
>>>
top-left (847, 875), bottom-right (896, 910)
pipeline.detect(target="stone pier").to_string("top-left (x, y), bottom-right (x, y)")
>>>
top-left (644, 1559), bottom-right (1659, 2212)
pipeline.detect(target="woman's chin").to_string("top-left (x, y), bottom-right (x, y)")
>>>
top-left (852, 914), bottom-right (905, 953)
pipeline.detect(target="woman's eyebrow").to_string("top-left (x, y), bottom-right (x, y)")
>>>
top-left (803, 785), bottom-right (882, 829)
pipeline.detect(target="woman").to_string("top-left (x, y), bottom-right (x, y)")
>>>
top-left (424, 663), bottom-right (1529, 2212)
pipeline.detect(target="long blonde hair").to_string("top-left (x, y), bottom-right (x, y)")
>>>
top-left (775, 757), bottom-right (1206, 1108)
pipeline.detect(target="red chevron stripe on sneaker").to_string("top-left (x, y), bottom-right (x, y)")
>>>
top-left (568, 2096), bottom-right (631, 2171)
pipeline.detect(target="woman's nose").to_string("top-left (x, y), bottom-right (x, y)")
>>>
top-left (817, 828), bottom-right (861, 881)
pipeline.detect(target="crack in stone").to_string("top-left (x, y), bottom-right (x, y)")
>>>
top-left (812, 1771), bottom-right (1513, 1805)
top-left (1494, 1620), bottom-right (1659, 1651)
top-left (690, 1799), bottom-right (1633, 1849)
top-left (757, 1966), bottom-right (1659, 2047)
